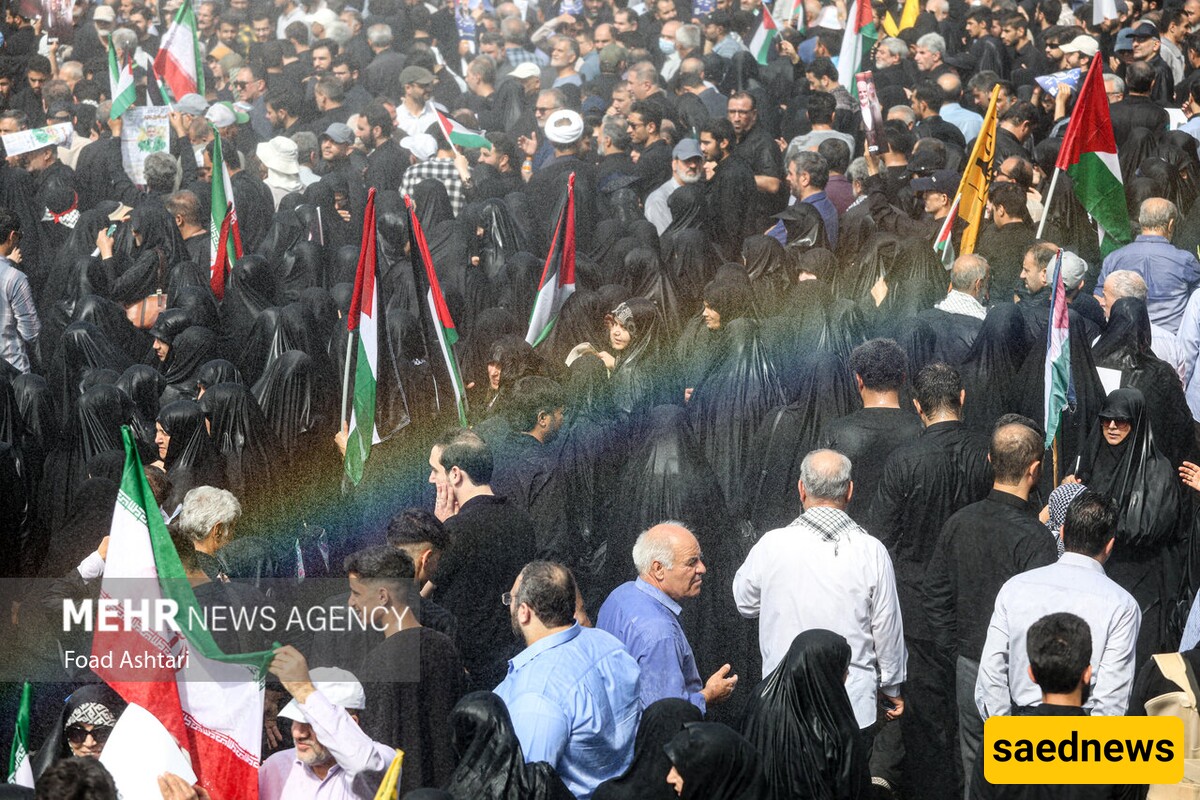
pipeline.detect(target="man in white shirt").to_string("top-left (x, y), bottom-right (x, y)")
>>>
top-left (644, 139), bottom-right (703, 235)
top-left (394, 66), bottom-right (441, 137)
top-left (733, 449), bottom-right (907, 731)
top-left (975, 491), bottom-right (1141, 719)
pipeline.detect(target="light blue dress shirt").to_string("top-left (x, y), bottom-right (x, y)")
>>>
top-left (940, 102), bottom-right (984, 143)
top-left (596, 578), bottom-right (706, 712)
top-left (494, 623), bottom-right (641, 800)
top-left (1094, 235), bottom-right (1200, 333)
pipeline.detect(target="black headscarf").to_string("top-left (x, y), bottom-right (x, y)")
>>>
top-left (116, 364), bottom-right (165, 445)
top-left (159, 327), bottom-right (220, 405)
top-left (742, 629), bottom-right (868, 800)
top-left (168, 286), bottom-right (222, 332)
top-left (198, 382), bottom-right (277, 499)
top-left (443, 691), bottom-right (575, 800)
top-left (663, 722), bottom-right (766, 800)
top-left (149, 308), bottom-right (194, 347)
top-left (1092, 297), bottom-right (1195, 466)
top-left (631, 248), bottom-right (685, 334)
top-left (960, 303), bottom-right (1035, 431)
top-left (39, 476), bottom-right (118, 578)
top-left (1082, 387), bottom-right (1180, 551)
top-left (12, 373), bottom-right (58, 456)
top-left (49, 321), bottom-right (134, 428)
top-left (221, 254), bottom-right (281, 341)
top-left (594, 699), bottom-right (703, 800)
top-left (459, 308), bottom-right (522, 401)
top-left (607, 298), bottom-right (666, 415)
top-left (196, 360), bottom-right (243, 395)
top-left (663, 184), bottom-right (706, 236)
top-left (110, 204), bottom-right (187, 303)
top-left (32, 683), bottom-right (127, 779)
top-left (158, 399), bottom-right (227, 505)
top-left (254, 350), bottom-right (328, 456)
top-left (742, 235), bottom-right (789, 317)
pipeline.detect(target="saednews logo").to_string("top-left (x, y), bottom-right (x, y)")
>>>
top-left (983, 717), bottom-right (1184, 784)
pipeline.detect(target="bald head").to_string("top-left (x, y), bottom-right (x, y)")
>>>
top-left (990, 422), bottom-right (1042, 485)
top-left (1139, 197), bottom-right (1177, 236)
top-left (950, 253), bottom-right (990, 296)
top-left (633, 522), bottom-right (705, 600)
top-left (1101, 270), bottom-right (1149, 319)
top-left (936, 71), bottom-right (962, 100)
top-left (798, 449), bottom-right (853, 508)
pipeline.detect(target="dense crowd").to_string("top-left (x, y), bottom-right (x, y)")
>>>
top-left (2, 0), bottom-right (1200, 795)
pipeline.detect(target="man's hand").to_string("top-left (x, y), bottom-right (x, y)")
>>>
top-left (517, 132), bottom-right (537, 158)
top-left (9, 247), bottom-right (21, 265)
top-left (778, 38), bottom-right (799, 64)
top-left (269, 645), bottom-right (316, 704)
top-left (453, 151), bottom-right (471, 182)
top-left (701, 664), bottom-right (738, 705)
top-left (434, 481), bottom-right (459, 522)
top-left (157, 773), bottom-right (211, 800)
top-left (334, 421), bottom-right (348, 458)
top-left (880, 691), bottom-right (905, 720)
top-left (98, 535), bottom-right (110, 561)
top-left (1181, 461), bottom-right (1200, 492)
top-left (703, 161), bottom-right (716, 180)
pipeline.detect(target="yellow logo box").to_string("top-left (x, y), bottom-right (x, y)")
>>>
top-left (983, 716), bottom-right (1184, 784)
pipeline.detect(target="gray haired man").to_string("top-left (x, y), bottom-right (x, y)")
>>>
top-left (177, 486), bottom-right (242, 582)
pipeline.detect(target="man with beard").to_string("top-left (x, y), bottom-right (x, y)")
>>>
top-left (259, 647), bottom-right (396, 799)
top-left (357, 103), bottom-right (406, 192)
top-left (496, 561), bottom-right (640, 800)
top-left (700, 118), bottom-right (756, 259)
top-left (597, 522), bottom-right (738, 712)
top-left (644, 139), bottom-right (703, 235)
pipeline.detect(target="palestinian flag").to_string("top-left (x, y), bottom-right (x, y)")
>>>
top-left (344, 188), bottom-right (380, 487)
top-left (108, 46), bottom-right (135, 120)
top-left (209, 130), bottom-right (242, 300)
top-left (954, 84), bottom-right (999, 254)
top-left (6, 683), bottom-right (31, 788)
top-left (92, 427), bottom-right (271, 800)
top-left (406, 195), bottom-right (469, 426)
top-left (933, 194), bottom-right (960, 269)
top-left (154, 0), bottom-right (205, 103)
top-left (748, 2), bottom-right (778, 66)
top-left (1043, 250), bottom-right (1073, 448)
top-left (837, 0), bottom-right (876, 95)
top-left (526, 173), bottom-right (577, 346)
top-left (1056, 54), bottom-right (1130, 255)
top-left (436, 109), bottom-right (491, 150)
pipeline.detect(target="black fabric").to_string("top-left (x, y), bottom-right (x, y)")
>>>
top-left (158, 399), bottom-right (227, 508)
top-left (742, 629), bottom-right (868, 800)
top-left (823, 407), bottom-right (922, 523)
top-left (960, 303), bottom-right (1035, 432)
top-left (443, 691), bottom-right (575, 800)
top-left (158, 327), bottom-right (220, 407)
top-left (31, 682), bottom-right (126, 779)
top-left (594, 699), bottom-right (703, 800)
top-left (662, 722), bottom-right (767, 800)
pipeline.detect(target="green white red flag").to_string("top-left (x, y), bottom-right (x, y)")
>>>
top-left (6, 682), bottom-right (31, 788)
top-left (837, 0), bottom-right (876, 95)
top-left (154, 0), bottom-right (205, 103)
top-left (933, 194), bottom-right (960, 269)
top-left (436, 109), bottom-right (491, 150)
top-left (526, 174), bottom-right (577, 346)
top-left (406, 195), bottom-right (469, 426)
top-left (209, 130), bottom-right (242, 300)
top-left (1044, 250), bottom-right (1074, 448)
top-left (1055, 54), bottom-right (1130, 256)
top-left (92, 427), bottom-right (271, 799)
top-left (108, 46), bottom-right (135, 120)
top-left (748, 2), bottom-right (778, 66)
top-left (344, 188), bottom-right (380, 486)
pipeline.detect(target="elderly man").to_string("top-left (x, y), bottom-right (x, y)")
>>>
top-left (259, 649), bottom-right (396, 799)
top-left (914, 32), bottom-right (954, 79)
top-left (734, 449), bottom-right (907, 735)
top-left (177, 486), bottom-right (241, 582)
top-left (497, 561), bottom-right (641, 800)
top-left (1102, 270), bottom-right (1186, 378)
top-left (645, 139), bottom-right (703, 235)
top-left (1094, 197), bottom-right (1200, 333)
top-left (597, 522), bottom-right (738, 712)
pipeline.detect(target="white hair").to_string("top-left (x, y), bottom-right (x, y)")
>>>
top-left (632, 520), bottom-right (692, 574)
top-left (799, 450), bottom-right (853, 500)
top-left (917, 32), bottom-right (946, 55)
top-left (178, 486), bottom-right (242, 543)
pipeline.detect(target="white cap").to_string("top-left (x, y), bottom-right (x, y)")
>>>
top-left (205, 103), bottom-right (237, 128)
top-left (256, 136), bottom-right (300, 174)
top-left (400, 133), bottom-right (438, 161)
top-left (309, 8), bottom-right (337, 31)
top-left (277, 668), bottom-right (366, 721)
top-left (545, 109), bottom-right (583, 144)
top-left (509, 62), bottom-right (541, 80)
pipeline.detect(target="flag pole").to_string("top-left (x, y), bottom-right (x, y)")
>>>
top-left (1036, 166), bottom-right (1063, 239)
top-left (340, 330), bottom-right (355, 428)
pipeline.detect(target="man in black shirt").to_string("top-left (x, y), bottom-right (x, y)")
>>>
top-left (628, 101), bottom-right (672, 198)
top-left (426, 429), bottom-right (536, 691)
top-left (357, 103), bottom-right (407, 193)
top-left (866, 363), bottom-right (992, 799)
top-left (912, 81), bottom-right (967, 150)
top-left (728, 90), bottom-right (785, 234)
top-left (1110, 61), bottom-right (1171, 148)
top-left (824, 339), bottom-right (922, 524)
top-left (700, 118), bottom-right (755, 261)
top-left (925, 418), bottom-right (1058, 796)
top-left (1129, 21), bottom-right (1176, 105)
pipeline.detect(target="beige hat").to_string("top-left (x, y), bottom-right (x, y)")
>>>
top-left (509, 62), bottom-right (541, 80)
top-left (257, 136), bottom-right (300, 174)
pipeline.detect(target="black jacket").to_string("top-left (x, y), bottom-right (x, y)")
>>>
top-left (1109, 95), bottom-right (1170, 149)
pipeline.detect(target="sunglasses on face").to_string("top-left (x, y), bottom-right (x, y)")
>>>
top-left (66, 725), bottom-right (112, 745)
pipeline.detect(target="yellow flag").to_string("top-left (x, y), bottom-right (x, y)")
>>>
top-left (882, 0), bottom-right (919, 36)
top-left (955, 85), bottom-right (1000, 255)
top-left (372, 750), bottom-right (405, 800)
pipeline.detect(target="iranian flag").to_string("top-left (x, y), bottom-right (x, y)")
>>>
top-left (344, 188), bottom-right (380, 486)
top-left (6, 683), bottom-right (31, 788)
top-left (154, 0), bottom-right (205, 103)
top-left (748, 2), bottom-right (778, 66)
top-left (108, 45), bottom-right (135, 120)
top-left (1056, 54), bottom-right (1130, 255)
top-left (526, 173), bottom-right (577, 346)
top-left (92, 427), bottom-right (271, 799)
top-left (406, 194), bottom-right (468, 426)
top-left (209, 130), bottom-right (242, 300)
top-left (436, 109), bottom-right (491, 150)
top-left (837, 0), bottom-right (876, 95)
top-left (933, 194), bottom-right (960, 269)
top-left (1043, 250), bottom-right (1073, 448)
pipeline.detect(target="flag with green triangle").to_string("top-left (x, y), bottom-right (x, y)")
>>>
top-left (107, 45), bottom-right (135, 120)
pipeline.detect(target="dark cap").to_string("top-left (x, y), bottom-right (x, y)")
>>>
top-left (399, 65), bottom-right (436, 86)
top-left (908, 149), bottom-right (944, 176)
top-left (703, 9), bottom-right (732, 27)
top-left (1115, 28), bottom-right (1134, 52)
top-left (911, 169), bottom-right (960, 193)
top-left (1130, 20), bottom-right (1159, 38)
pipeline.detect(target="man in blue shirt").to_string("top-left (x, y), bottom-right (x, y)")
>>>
top-left (596, 522), bottom-right (738, 713)
top-left (495, 561), bottom-right (641, 800)
top-left (786, 149), bottom-right (838, 249)
top-left (1093, 197), bottom-right (1200, 333)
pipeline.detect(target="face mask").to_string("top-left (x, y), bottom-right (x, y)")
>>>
top-left (659, 37), bottom-right (676, 55)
